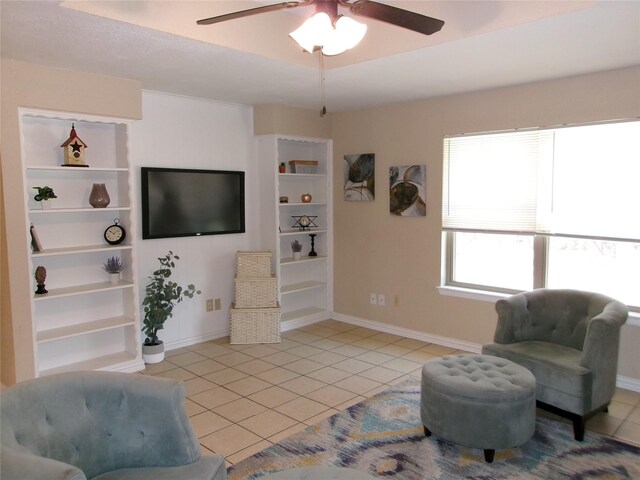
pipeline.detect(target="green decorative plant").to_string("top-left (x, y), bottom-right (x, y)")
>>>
top-left (291, 240), bottom-right (303, 252)
top-left (33, 186), bottom-right (57, 202)
top-left (103, 256), bottom-right (124, 274)
top-left (279, 162), bottom-right (286, 167)
top-left (142, 251), bottom-right (200, 346)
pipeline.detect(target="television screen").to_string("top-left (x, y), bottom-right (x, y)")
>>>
top-left (141, 167), bottom-right (245, 239)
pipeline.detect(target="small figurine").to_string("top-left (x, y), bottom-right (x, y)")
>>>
top-left (35, 266), bottom-right (48, 294)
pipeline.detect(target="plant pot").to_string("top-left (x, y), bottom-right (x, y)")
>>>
top-left (142, 341), bottom-right (165, 364)
top-left (108, 273), bottom-right (120, 284)
top-left (292, 251), bottom-right (302, 261)
top-left (279, 165), bottom-right (286, 173)
top-left (39, 200), bottom-right (52, 210)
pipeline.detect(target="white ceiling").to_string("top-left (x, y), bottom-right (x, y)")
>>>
top-left (1, 1), bottom-right (639, 112)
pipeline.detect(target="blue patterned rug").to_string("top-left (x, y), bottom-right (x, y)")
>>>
top-left (228, 379), bottom-right (640, 479)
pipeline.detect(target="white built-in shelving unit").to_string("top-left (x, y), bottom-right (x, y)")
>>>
top-left (19, 108), bottom-right (144, 377)
top-left (256, 135), bottom-right (333, 327)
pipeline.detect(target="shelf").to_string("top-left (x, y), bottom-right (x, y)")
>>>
top-left (279, 173), bottom-right (326, 178)
top-left (281, 255), bottom-right (327, 265)
top-left (280, 229), bottom-right (326, 236)
top-left (33, 280), bottom-right (134, 301)
top-left (32, 244), bottom-right (132, 257)
top-left (281, 307), bottom-right (326, 322)
top-left (39, 351), bottom-right (140, 377)
top-left (27, 166), bottom-right (128, 172)
top-left (30, 206), bottom-right (131, 214)
top-left (281, 280), bottom-right (326, 295)
top-left (278, 202), bottom-right (327, 207)
top-left (37, 316), bottom-right (136, 343)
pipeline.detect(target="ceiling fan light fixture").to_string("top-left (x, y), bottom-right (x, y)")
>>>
top-left (289, 12), bottom-right (333, 53)
top-left (321, 16), bottom-right (367, 56)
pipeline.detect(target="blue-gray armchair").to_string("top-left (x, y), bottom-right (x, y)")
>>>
top-left (482, 289), bottom-right (628, 440)
top-left (0, 371), bottom-right (227, 480)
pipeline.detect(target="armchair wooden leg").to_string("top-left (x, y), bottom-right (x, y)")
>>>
top-left (423, 425), bottom-right (431, 437)
top-left (484, 449), bottom-right (495, 463)
top-left (572, 416), bottom-right (585, 441)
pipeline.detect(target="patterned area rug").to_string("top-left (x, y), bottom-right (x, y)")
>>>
top-left (228, 379), bottom-right (640, 480)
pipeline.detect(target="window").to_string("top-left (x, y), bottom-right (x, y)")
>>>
top-left (442, 121), bottom-right (640, 311)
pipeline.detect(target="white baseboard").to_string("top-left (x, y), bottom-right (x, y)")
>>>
top-left (161, 313), bottom-right (640, 393)
top-left (164, 328), bottom-right (229, 351)
top-left (332, 312), bottom-right (640, 393)
top-left (331, 312), bottom-right (481, 354)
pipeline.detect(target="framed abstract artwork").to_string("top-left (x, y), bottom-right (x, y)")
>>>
top-left (344, 153), bottom-right (375, 201)
top-left (389, 164), bottom-right (426, 216)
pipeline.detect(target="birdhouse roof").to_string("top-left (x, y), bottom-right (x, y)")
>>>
top-left (60, 125), bottom-right (88, 148)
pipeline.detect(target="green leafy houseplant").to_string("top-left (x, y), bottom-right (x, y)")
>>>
top-left (291, 240), bottom-right (302, 252)
top-left (33, 186), bottom-right (57, 202)
top-left (142, 251), bottom-right (200, 346)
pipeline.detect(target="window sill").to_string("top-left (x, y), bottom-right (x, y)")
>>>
top-left (437, 286), bottom-right (640, 327)
top-left (437, 286), bottom-right (509, 303)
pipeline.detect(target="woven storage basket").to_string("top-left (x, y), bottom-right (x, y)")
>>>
top-left (230, 304), bottom-right (281, 344)
top-left (234, 275), bottom-right (277, 308)
top-left (236, 251), bottom-right (272, 278)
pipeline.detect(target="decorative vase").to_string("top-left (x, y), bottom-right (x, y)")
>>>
top-left (279, 165), bottom-right (286, 173)
top-left (109, 273), bottom-right (120, 285)
top-left (301, 193), bottom-right (312, 203)
top-left (89, 183), bottom-right (110, 208)
top-left (39, 200), bottom-right (52, 210)
top-left (142, 341), bottom-right (165, 364)
top-left (293, 251), bottom-right (302, 261)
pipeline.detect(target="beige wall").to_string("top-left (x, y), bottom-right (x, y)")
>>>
top-left (0, 59), bottom-right (142, 384)
top-left (254, 104), bottom-right (332, 138)
top-left (331, 66), bottom-right (640, 381)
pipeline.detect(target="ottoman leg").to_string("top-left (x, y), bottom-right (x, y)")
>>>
top-left (423, 425), bottom-right (431, 437)
top-left (483, 449), bottom-right (495, 463)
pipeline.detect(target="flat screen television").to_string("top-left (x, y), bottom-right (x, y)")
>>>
top-left (141, 167), bottom-right (245, 239)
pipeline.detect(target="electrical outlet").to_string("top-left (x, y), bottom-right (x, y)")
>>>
top-left (214, 298), bottom-right (221, 310)
top-left (369, 293), bottom-right (377, 305)
top-left (378, 294), bottom-right (386, 306)
top-left (206, 299), bottom-right (214, 312)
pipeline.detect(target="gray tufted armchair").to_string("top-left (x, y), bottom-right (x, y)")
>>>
top-left (0, 371), bottom-right (227, 480)
top-left (482, 288), bottom-right (628, 441)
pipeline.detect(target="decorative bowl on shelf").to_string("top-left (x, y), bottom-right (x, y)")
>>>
top-left (301, 193), bottom-right (312, 203)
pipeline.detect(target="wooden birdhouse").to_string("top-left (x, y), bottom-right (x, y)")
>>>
top-left (61, 124), bottom-right (88, 167)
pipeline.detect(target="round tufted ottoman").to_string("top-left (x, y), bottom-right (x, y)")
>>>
top-left (420, 354), bottom-right (536, 463)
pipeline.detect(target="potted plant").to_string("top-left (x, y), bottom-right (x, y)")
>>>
top-left (141, 251), bottom-right (200, 364)
top-left (291, 240), bottom-right (303, 260)
top-left (33, 186), bottom-right (57, 208)
top-left (103, 256), bottom-right (124, 284)
top-left (279, 162), bottom-right (286, 173)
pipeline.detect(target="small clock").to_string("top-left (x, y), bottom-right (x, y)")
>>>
top-left (104, 218), bottom-right (126, 245)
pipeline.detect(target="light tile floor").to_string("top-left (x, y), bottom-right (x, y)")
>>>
top-left (141, 319), bottom-right (640, 465)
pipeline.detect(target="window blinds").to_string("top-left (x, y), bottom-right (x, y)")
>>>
top-left (442, 121), bottom-right (640, 242)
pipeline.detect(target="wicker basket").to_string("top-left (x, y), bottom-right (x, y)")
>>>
top-left (288, 160), bottom-right (318, 174)
top-left (236, 251), bottom-right (272, 278)
top-left (234, 275), bottom-right (277, 308)
top-left (230, 304), bottom-right (281, 344)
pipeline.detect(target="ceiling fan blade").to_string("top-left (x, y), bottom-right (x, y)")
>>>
top-left (347, 0), bottom-right (444, 35)
top-left (197, 1), bottom-right (312, 25)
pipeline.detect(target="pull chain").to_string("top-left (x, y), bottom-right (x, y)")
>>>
top-left (319, 52), bottom-right (327, 116)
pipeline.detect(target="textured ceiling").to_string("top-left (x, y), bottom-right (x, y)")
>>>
top-left (1, 1), bottom-right (639, 112)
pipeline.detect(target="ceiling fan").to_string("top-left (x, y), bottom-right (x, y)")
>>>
top-left (197, 0), bottom-right (445, 55)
